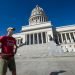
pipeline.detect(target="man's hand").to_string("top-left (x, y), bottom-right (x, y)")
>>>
top-left (0, 54), bottom-right (8, 59)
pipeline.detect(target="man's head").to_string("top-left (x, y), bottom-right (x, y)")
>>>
top-left (7, 27), bottom-right (15, 36)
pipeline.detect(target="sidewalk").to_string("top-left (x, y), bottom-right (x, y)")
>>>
top-left (7, 56), bottom-right (75, 75)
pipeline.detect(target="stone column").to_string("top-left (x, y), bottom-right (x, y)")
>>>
top-left (69, 33), bottom-right (71, 42)
top-left (18, 39), bottom-right (19, 45)
top-left (29, 34), bottom-right (30, 45)
top-left (41, 17), bottom-right (42, 22)
top-left (28, 34), bottom-right (30, 45)
top-left (73, 32), bottom-right (75, 39)
top-left (65, 33), bottom-right (67, 43)
top-left (28, 34), bottom-right (29, 45)
top-left (39, 16), bottom-right (40, 22)
top-left (43, 17), bottom-right (44, 22)
top-left (37, 33), bottom-right (39, 44)
top-left (57, 34), bottom-right (60, 44)
top-left (27, 34), bottom-right (29, 45)
top-left (33, 33), bottom-right (34, 44)
top-left (19, 39), bottom-right (21, 46)
top-left (73, 32), bottom-right (75, 42)
top-left (40, 16), bottom-right (41, 22)
top-left (25, 34), bottom-right (27, 45)
top-left (42, 17), bottom-right (43, 22)
top-left (17, 39), bottom-right (18, 45)
top-left (60, 33), bottom-right (63, 43)
top-left (71, 32), bottom-right (74, 42)
top-left (26, 34), bottom-right (27, 45)
top-left (45, 32), bottom-right (47, 43)
top-left (41, 32), bottom-right (43, 44)
top-left (38, 16), bottom-right (40, 23)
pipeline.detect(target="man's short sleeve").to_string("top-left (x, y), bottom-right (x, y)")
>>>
top-left (0, 36), bottom-right (4, 43)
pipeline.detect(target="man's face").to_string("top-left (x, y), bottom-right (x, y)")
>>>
top-left (7, 29), bottom-right (13, 36)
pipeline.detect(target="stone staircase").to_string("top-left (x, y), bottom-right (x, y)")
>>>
top-left (16, 41), bottom-right (66, 58)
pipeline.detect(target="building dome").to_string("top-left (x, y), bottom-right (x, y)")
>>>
top-left (29, 5), bottom-right (48, 25)
top-left (31, 5), bottom-right (44, 16)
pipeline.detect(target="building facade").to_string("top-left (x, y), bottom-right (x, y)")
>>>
top-left (13, 5), bottom-right (75, 52)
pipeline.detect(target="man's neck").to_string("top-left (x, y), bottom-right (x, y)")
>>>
top-left (7, 34), bottom-right (12, 37)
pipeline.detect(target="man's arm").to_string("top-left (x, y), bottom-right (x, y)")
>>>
top-left (0, 36), bottom-right (3, 54)
top-left (0, 42), bottom-right (2, 58)
top-left (0, 42), bottom-right (2, 53)
top-left (0, 42), bottom-right (3, 58)
top-left (13, 45), bottom-right (18, 55)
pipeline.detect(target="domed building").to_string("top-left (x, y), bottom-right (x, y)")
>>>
top-left (13, 5), bottom-right (75, 53)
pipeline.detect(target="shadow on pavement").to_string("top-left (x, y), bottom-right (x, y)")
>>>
top-left (50, 70), bottom-right (66, 75)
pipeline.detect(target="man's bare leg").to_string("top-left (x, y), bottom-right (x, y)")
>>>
top-left (2, 60), bottom-right (7, 75)
top-left (12, 70), bottom-right (16, 75)
top-left (2, 72), bottom-right (6, 75)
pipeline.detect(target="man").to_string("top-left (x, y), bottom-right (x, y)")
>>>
top-left (0, 27), bottom-right (17, 75)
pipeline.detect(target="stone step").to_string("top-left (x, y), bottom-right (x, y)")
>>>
top-left (16, 41), bottom-right (65, 58)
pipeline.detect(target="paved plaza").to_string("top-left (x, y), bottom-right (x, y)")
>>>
top-left (7, 56), bottom-right (75, 75)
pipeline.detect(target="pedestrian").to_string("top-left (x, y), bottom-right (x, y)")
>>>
top-left (0, 27), bottom-right (17, 75)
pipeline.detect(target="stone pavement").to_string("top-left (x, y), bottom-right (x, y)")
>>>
top-left (7, 56), bottom-right (75, 75)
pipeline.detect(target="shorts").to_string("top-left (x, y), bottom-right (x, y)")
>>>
top-left (0, 57), bottom-right (16, 74)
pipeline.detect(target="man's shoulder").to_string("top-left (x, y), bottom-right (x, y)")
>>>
top-left (0, 36), bottom-right (7, 39)
top-left (0, 36), bottom-right (7, 42)
top-left (0, 36), bottom-right (16, 41)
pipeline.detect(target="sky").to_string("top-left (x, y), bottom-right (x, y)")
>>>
top-left (0, 0), bottom-right (75, 35)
